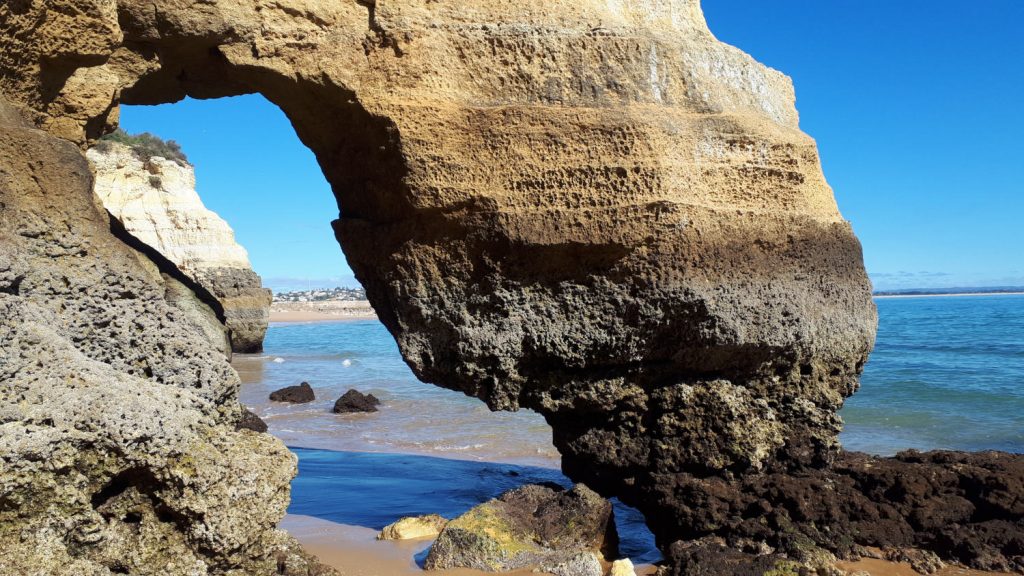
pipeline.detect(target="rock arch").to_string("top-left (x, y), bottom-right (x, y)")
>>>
top-left (3, 2), bottom-right (1019, 575)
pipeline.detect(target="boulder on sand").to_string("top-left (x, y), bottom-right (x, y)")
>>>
top-left (269, 382), bottom-right (315, 403)
top-left (424, 483), bottom-right (616, 572)
top-left (377, 514), bottom-right (449, 541)
top-left (333, 389), bottom-right (381, 413)
top-left (608, 558), bottom-right (637, 576)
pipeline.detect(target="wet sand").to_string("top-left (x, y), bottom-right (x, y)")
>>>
top-left (283, 514), bottom-right (519, 576)
top-left (234, 321), bottom-right (561, 467)
top-left (285, 512), bottom-right (1013, 576)
top-left (284, 515), bottom-right (659, 576)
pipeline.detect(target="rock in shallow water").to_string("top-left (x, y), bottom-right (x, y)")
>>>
top-left (425, 483), bottom-right (616, 572)
top-left (270, 382), bottom-right (315, 404)
top-left (333, 389), bottom-right (381, 413)
top-left (378, 514), bottom-right (448, 541)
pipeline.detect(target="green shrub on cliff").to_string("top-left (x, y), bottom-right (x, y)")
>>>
top-left (96, 129), bottom-right (190, 166)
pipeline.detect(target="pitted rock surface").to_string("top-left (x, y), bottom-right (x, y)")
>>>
top-left (1, 1), bottom-right (1020, 574)
top-left (0, 98), bottom-right (334, 575)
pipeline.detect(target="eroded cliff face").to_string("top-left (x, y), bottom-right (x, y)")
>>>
top-left (0, 99), bottom-right (333, 575)
top-left (1, 1), bottom-right (1019, 574)
top-left (87, 141), bottom-right (273, 353)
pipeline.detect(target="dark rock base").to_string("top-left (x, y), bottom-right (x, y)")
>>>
top-left (333, 389), bottom-right (381, 413)
top-left (270, 382), bottom-right (315, 404)
top-left (651, 450), bottom-right (1024, 575)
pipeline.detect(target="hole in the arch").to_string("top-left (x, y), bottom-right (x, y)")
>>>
top-left (103, 94), bottom-right (661, 568)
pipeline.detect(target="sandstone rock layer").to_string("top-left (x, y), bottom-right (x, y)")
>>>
top-left (2, 1), bottom-right (1020, 574)
top-left (87, 141), bottom-right (272, 353)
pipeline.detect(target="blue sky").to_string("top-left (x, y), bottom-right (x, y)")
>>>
top-left (120, 1), bottom-right (1024, 293)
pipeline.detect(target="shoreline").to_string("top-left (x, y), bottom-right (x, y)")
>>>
top-left (268, 295), bottom-right (1024, 319)
top-left (874, 291), bottom-right (1024, 299)
top-left (284, 515), bottom-right (657, 576)
top-left (269, 300), bottom-right (377, 323)
top-left (283, 455), bottom-right (1015, 576)
top-left (257, 311), bottom-right (1019, 576)
top-left (283, 442), bottom-right (561, 470)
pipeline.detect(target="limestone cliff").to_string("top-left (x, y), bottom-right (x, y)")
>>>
top-left (0, 98), bottom-right (333, 575)
top-left (87, 140), bottom-right (272, 353)
top-left (0, 1), bottom-right (1020, 575)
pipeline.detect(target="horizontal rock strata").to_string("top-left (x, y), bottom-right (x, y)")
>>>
top-left (87, 140), bottom-right (272, 353)
top-left (1, 1), bottom-right (1020, 574)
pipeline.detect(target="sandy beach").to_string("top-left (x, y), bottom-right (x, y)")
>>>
top-left (283, 515), bottom-right (529, 576)
top-left (285, 513), bottom-right (1015, 576)
top-left (284, 515), bottom-right (659, 576)
top-left (270, 300), bottom-right (377, 322)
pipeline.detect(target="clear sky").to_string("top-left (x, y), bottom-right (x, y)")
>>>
top-left (120, 1), bottom-right (1024, 293)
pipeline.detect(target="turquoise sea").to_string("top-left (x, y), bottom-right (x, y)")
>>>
top-left (237, 293), bottom-right (1023, 566)
top-left (841, 294), bottom-right (1024, 455)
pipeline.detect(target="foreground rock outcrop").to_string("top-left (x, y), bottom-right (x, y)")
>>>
top-left (425, 483), bottom-right (617, 572)
top-left (87, 139), bottom-right (272, 353)
top-left (1, 1), bottom-right (1020, 574)
top-left (0, 98), bottom-right (334, 575)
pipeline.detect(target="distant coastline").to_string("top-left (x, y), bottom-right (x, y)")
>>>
top-left (873, 286), bottom-right (1024, 298)
top-left (270, 286), bottom-right (376, 322)
top-left (269, 287), bottom-right (1024, 309)
top-left (270, 300), bottom-right (376, 322)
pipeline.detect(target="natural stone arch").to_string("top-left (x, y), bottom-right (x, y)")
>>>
top-left (33, 1), bottom-right (878, 467)
top-left (6, 2), bottom-right (1018, 576)
top-left (5, 0), bottom-right (876, 568)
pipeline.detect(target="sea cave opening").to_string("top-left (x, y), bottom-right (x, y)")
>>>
top-left (100, 94), bottom-right (661, 572)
